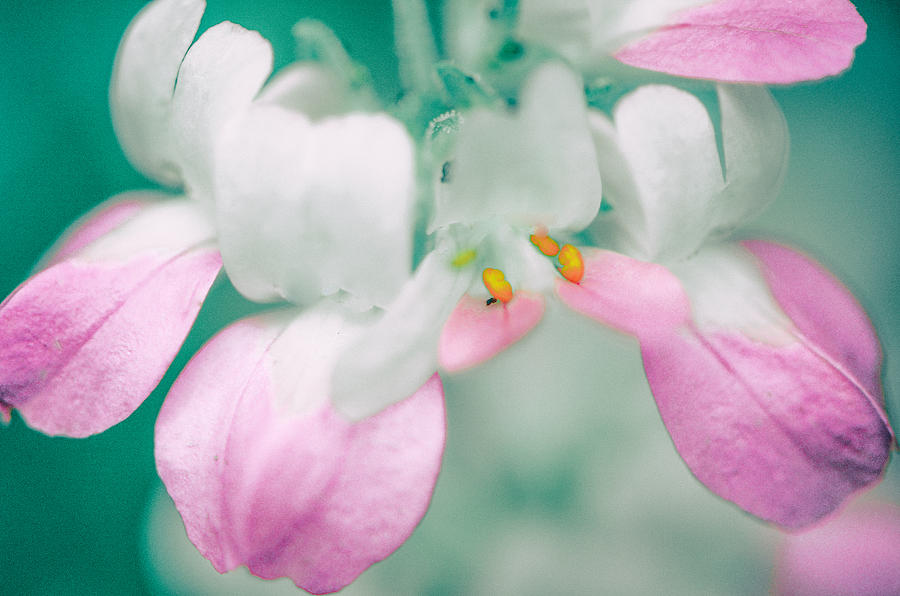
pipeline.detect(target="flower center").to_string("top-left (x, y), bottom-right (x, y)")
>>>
top-left (481, 230), bottom-right (585, 306)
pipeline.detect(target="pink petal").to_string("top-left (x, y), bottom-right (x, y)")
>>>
top-left (614, 0), bottom-right (867, 84)
top-left (438, 291), bottom-right (545, 372)
top-left (0, 200), bottom-right (220, 437)
top-left (743, 239), bottom-right (886, 420)
top-left (155, 311), bottom-right (446, 594)
top-left (43, 196), bottom-right (146, 267)
top-left (775, 501), bottom-right (900, 595)
top-left (557, 247), bottom-right (892, 528)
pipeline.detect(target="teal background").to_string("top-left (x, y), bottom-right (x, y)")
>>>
top-left (1, 1), bottom-right (898, 594)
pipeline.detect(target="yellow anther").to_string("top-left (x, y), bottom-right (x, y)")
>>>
top-left (482, 267), bottom-right (513, 304)
top-left (530, 233), bottom-right (560, 257)
top-left (452, 248), bottom-right (477, 268)
top-left (557, 244), bottom-right (584, 283)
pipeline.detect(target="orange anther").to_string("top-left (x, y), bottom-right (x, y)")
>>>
top-left (530, 233), bottom-right (560, 257)
top-left (557, 244), bottom-right (584, 283)
top-left (482, 268), bottom-right (513, 304)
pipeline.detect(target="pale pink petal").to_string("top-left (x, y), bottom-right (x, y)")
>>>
top-left (614, 0), bottom-right (867, 83)
top-left (0, 199), bottom-right (220, 437)
top-left (774, 502), bottom-right (900, 596)
top-left (557, 246), bottom-right (892, 528)
top-left (743, 240), bottom-right (886, 416)
top-left (156, 308), bottom-right (446, 594)
top-left (42, 196), bottom-right (146, 267)
top-left (438, 291), bottom-right (545, 372)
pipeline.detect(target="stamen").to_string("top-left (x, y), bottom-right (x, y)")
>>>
top-left (557, 244), bottom-right (584, 283)
top-left (452, 248), bottom-right (477, 268)
top-left (530, 233), bottom-right (559, 257)
top-left (482, 267), bottom-right (513, 304)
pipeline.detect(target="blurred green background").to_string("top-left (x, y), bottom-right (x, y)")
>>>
top-left (1, 1), bottom-right (898, 594)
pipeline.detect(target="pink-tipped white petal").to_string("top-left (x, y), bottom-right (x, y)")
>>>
top-left (0, 197), bottom-right (220, 437)
top-left (775, 502), bottom-right (900, 596)
top-left (439, 292), bottom-right (545, 372)
top-left (110, 0), bottom-right (206, 186)
top-left (432, 63), bottom-right (602, 232)
top-left (614, 0), bottom-right (867, 83)
top-left (155, 307), bottom-right (446, 594)
top-left (171, 21), bottom-right (273, 202)
top-left (557, 245), bottom-right (892, 528)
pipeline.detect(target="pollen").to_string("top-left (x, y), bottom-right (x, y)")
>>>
top-left (530, 232), bottom-right (560, 257)
top-left (557, 244), bottom-right (584, 283)
top-left (452, 248), bottom-right (477, 268)
top-left (482, 267), bottom-right (513, 304)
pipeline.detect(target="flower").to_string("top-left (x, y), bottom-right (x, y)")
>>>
top-left (1, 1), bottom-right (447, 592)
top-left (1, 0), bottom-right (893, 593)
top-left (449, 0), bottom-right (868, 84)
top-left (560, 82), bottom-right (893, 528)
top-left (774, 500), bottom-right (900, 595)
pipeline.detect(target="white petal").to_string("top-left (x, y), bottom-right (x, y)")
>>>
top-left (171, 22), bottom-right (273, 202)
top-left (432, 63), bottom-right (602, 232)
top-left (215, 105), bottom-right (416, 308)
top-left (109, 0), bottom-right (205, 186)
top-left (712, 84), bottom-right (788, 240)
top-left (257, 63), bottom-right (376, 119)
top-left (590, 84), bottom-right (787, 262)
top-left (331, 247), bottom-right (474, 420)
top-left (591, 85), bottom-right (724, 262)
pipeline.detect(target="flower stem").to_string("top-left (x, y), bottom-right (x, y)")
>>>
top-left (392, 0), bottom-right (438, 97)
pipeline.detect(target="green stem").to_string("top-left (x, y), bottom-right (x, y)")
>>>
top-left (392, 0), bottom-right (439, 97)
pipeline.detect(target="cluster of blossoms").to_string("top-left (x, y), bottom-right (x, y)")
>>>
top-left (1, 0), bottom-right (894, 593)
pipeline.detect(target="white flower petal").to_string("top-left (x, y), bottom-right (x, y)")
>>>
top-left (109, 0), bottom-right (205, 186)
top-left (257, 63), bottom-right (375, 119)
top-left (171, 21), bottom-right (273, 202)
top-left (711, 84), bottom-right (788, 240)
top-left (331, 248), bottom-right (474, 420)
top-left (215, 105), bottom-right (416, 308)
top-left (591, 85), bottom-right (724, 262)
top-left (433, 63), bottom-right (602, 232)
